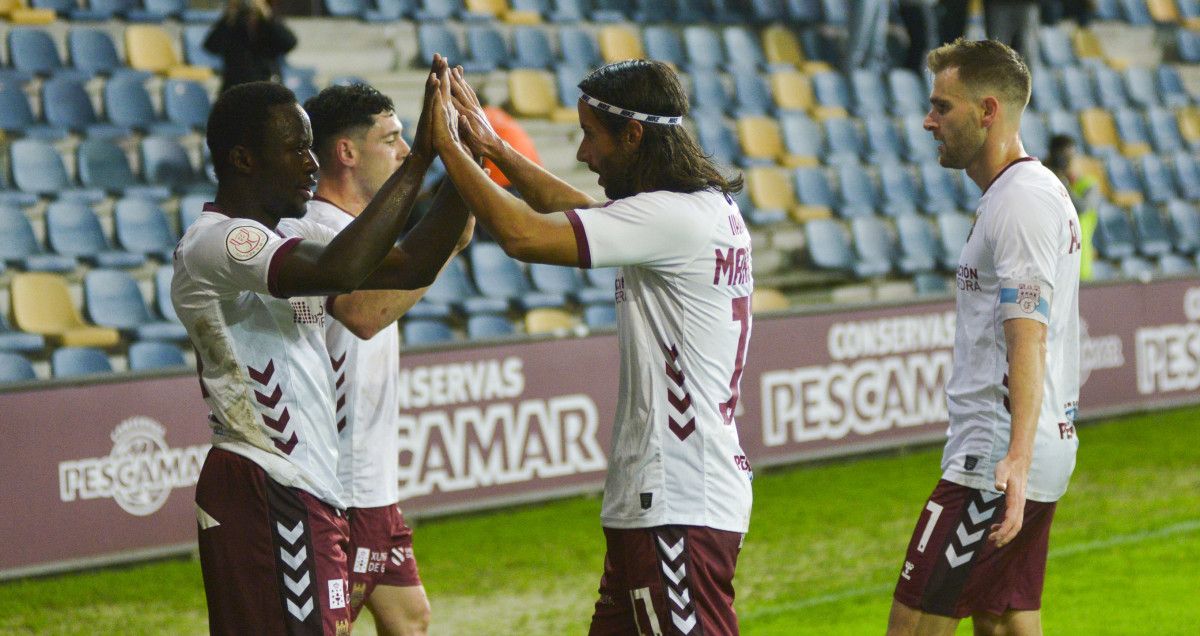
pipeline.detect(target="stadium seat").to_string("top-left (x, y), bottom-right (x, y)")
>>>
top-left (162, 79), bottom-right (211, 132)
top-left (128, 341), bottom-right (187, 371)
top-left (464, 0), bottom-right (507, 19)
top-left (0, 204), bottom-right (75, 272)
top-left (560, 27), bottom-right (602, 69)
top-left (104, 75), bottom-right (188, 137)
top-left (467, 314), bottom-right (517, 340)
top-left (0, 310), bottom-right (45, 352)
top-left (1094, 66), bottom-right (1130, 110)
top-left (849, 70), bottom-right (888, 117)
top-left (52, 346), bottom-right (113, 378)
top-left (1177, 106), bottom-right (1200, 148)
top-left (11, 272), bottom-right (121, 347)
top-left (1047, 109), bottom-right (1085, 149)
top-left (42, 77), bottom-right (128, 140)
top-left (114, 197), bottom-right (177, 260)
top-left (765, 69), bottom-right (816, 115)
top-left (142, 136), bottom-right (203, 192)
top-left (582, 303), bottom-right (617, 328)
top-left (0, 0), bottom-right (56, 24)
top-left (863, 117), bottom-right (903, 162)
top-left (746, 166), bottom-right (797, 220)
top-left (850, 216), bottom-right (895, 277)
top-left (1120, 255), bottom-right (1154, 279)
top-left (1094, 203), bottom-right (1137, 259)
top-left (1089, 257), bottom-right (1117, 281)
top-left (1171, 151), bottom-right (1200, 200)
top-left (283, 70), bottom-right (318, 106)
top-left (512, 27), bottom-right (555, 68)
top-left (415, 0), bottom-right (468, 21)
top-left (804, 219), bottom-right (853, 271)
top-left (1147, 106), bottom-right (1185, 153)
top-left (125, 25), bottom-right (214, 81)
top-left (507, 0), bottom-right (549, 22)
top-left (584, 267), bottom-right (617, 291)
top-left (0, 76), bottom-right (63, 140)
top-left (10, 139), bottom-right (104, 203)
top-left (418, 24), bottom-right (483, 72)
top-left (723, 25), bottom-right (766, 72)
top-left (836, 162), bottom-right (879, 218)
top-left (630, 0), bottom-right (670, 22)
top-left (811, 71), bottom-right (851, 113)
top-left (936, 212), bottom-right (972, 270)
top-left (1020, 112), bottom-right (1050, 159)
top-left (77, 139), bottom-right (170, 201)
top-left (1030, 70), bottom-right (1064, 113)
top-left (888, 68), bottom-right (927, 116)
top-left (178, 193), bottom-right (209, 231)
top-left (85, 268), bottom-right (188, 340)
top-left (528, 262), bottom-right (583, 297)
top-left (761, 23), bottom-right (804, 69)
top-left (895, 213), bottom-right (938, 273)
top-left (958, 171), bottom-right (982, 209)
top-left (1176, 27), bottom-right (1200, 62)
top-left (1039, 24), bottom-right (1076, 68)
top-left (878, 162), bottom-right (919, 217)
top-left (466, 25), bottom-right (508, 71)
top-left (470, 243), bottom-right (563, 310)
top-left (820, 116), bottom-right (862, 165)
top-left (1159, 253), bottom-right (1197, 276)
top-left (1080, 108), bottom-right (1120, 155)
top-left (1140, 154), bottom-right (1177, 203)
top-left (695, 117), bottom-right (741, 167)
top-left (919, 163), bottom-right (960, 214)
top-left (403, 318), bottom-right (455, 345)
top-left (507, 69), bottom-right (559, 118)
top-left (903, 115), bottom-right (940, 163)
top-left (1104, 155), bottom-right (1146, 206)
top-left (1131, 203), bottom-right (1173, 256)
top-left (0, 351), bottom-right (37, 383)
top-left (67, 28), bottom-right (142, 79)
top-left (733, 72), bottom-right (774, 117)
top-left (643, 25), bottom-right (686, 68)
top-left (691, 73), bottom-right (732, 116)
top-left (913, 272), bottom-right (948, 295)
top-left (181, 24), bottom-right (221, 70)
top-left (1060, 66), bottom-right (1098, 111)
top-left (8, 27), bottom-right (84, 79)
top-left (1155, 66), bottom-right (1192, 108)
top-left (792, 166), bottom-right (836, 221)
top-left (525, 307), bottom-right (577, 334)
top-left (772, 111), bottom-right (820, 167)
top-left (130, 0), bottom-right (221, 22)
top-left (325, 0), bottom-right (370, 17)
top-left (682, 26), bottom-right (725, 74)
top-left (736, 116), bottom-right (784, 165)
top-left (46, 201), bottom-right (146, 268)
top-left (1112, 108), bottom-right (1153, 158)
top-left (1123, 67), bottom-right (1160, 109)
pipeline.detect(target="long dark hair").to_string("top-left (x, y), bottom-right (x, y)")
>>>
top-left (578, 60), bottom-right (743, 196)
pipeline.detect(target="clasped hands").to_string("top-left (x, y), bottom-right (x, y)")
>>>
top-left (411, 54), bottom-right (505, 166)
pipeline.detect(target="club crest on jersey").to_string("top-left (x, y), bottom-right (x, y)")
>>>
top-left (226, 225), bottom-right (269, 261)
top-left (1018, 283), bottom-right (1041, 314)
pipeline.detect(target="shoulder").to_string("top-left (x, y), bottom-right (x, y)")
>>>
top-left (278, 216), bottom-right (337, 242)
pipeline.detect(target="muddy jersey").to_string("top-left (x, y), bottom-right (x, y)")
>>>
top-left (944, 159), bottom-right (1081, 502)
top-left (566, 189), bottom-right (754, 533)
top-left (173, 204), bottom-right (345, 507)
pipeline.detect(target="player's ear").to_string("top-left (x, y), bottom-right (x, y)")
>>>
top-left (335, 137), bottom-right (356, 167)
top-left (229, 145), bottom-right (254, 175)
top-left (980, 95), bottom-right (1000, 129)
top-left (621, 120), bottom-right (644, 149)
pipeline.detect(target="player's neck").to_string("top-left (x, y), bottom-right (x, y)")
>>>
top-left (213, 188), bottom-right (279, 229)
top-left (967, 131), bottom-right (1027, 193)
top-left (313, 175), bottom-right (369, 217)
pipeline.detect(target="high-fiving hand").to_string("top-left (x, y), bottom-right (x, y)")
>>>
top-left (447, 67), bottom-right (504, 160)
top-left (412, 54), bottom-right (458, 159)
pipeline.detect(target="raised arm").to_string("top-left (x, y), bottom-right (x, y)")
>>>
top-left (449, 68), bottom-right (596, 213)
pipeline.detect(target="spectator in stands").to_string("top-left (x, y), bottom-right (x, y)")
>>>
top-left (889, 39), bottom-right (1080, 636)
top-left (1041, 0), bottom-right (1093, 27)
top-left (845, 0), bottom-right (892, 72)
top-left (1047, 134), bottom-right (1099, 280)
top-left (204, 0), bottom-right (298, 94)
top-left (176, 59), bottom-right (469, 635)
top-left (984, 0), bottom-right (1041, 66)
top-left (302, 82), bottom-right (473, 636)
top-left (435, 60), bottom-right (754, 635)
top-left (899, 0), bottom-right (941, 73)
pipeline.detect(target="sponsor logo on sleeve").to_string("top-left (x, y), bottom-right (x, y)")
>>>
top-left (226, 225), bottom-right (269, 262)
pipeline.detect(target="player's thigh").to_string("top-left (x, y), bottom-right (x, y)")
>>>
top-left (887, 599), bottom-right (960, 636)
top-left (366, 584), bottom-right (431, 636)
top-left (347, 505), bottom-right (422, 619)
top-left (972, 609), bottom-right (1042, 636)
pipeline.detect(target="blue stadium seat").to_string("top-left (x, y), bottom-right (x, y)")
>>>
top-left (1139, 154), bottom-right (1176, 204)
top-left (749, 0), bottom-right (787, 21)
top-left (77, 139), bottom-right (170, 201)
top-left (0, 77), bottom-right (64, 140)
top-left (0, 352), bottom-right (37, 383)
top-left (560, 27), bottom-right (602, 69)
top-left (128, 341), bottom-right (187, 371)
top-left (670, 0), bottom-right (706, 22)
top-left (415, 0), bottom-right (466, 21)
top-left (723, 26), bottom-right (766, 72)
top-left (779, 111), bottom-right (824, 160)
top-left (470, 242), bottom-right (563, 310)
top-left (683, 26), bottom-right (725, 74)
top-left (178, 193), bottom-right (209, 231)
top-left (1123, 67), bottom-right (1160, 109)
top-left (1146, 107), bottom-right (1185, 154)
top-left (1177, 26), bottom-right (1200, 62)
top-left (1159, 253), bottom-right (1197, 276)
top-left (142, 136), bottom-right (203, 192)
top-left (466, 314), bottom-right (516, 340)
top-left (793, 166), bottom-right (837, 209)
top-left (418, 24), bottom-right (477, 71)
top-left (130, 0), bottom-right (221, 22)
top-left (863, 117), bottom-right (903, 162)
top-left (154, 265), bottom-right (180, 324)
top-left (325, 0), bottom-right (370, 17)
top-left (68, 29), bottom-right (142, 78)
top-left (1047, 109), bottom-right (1084, 148)
top-left (1166, 198), bottom-right (1195, 252)
top-left (70, 0), bottom-right (135, 21)
top-left (936, 212), bottom-right (972, 269)
top-left (836, 162), bottom-right (878, 218)
top-left (919, 163), bottom-right (960, 214)
top-left (1118, 0), bottom-right (1153, 24)
top-left (1089, 257), bottom-right (1117, 281)
top-left (510, 0), bottom-right (550, 19)
top-left (811, 71), bottom-right (851, 112)
top-left (850, 215), bottom-right (895, 277)
top-left (1030, 70), bottom-right (1064, 113)
top-left (804, 219), bottom-right (853, 271)
top-left (695, 117), bottom-right (740, 167)
top-left (283, 69), bottom-right (318, 106)
top-left (785, 0), bottom-right (823, 23)
top-left (1113, 108), bottom-right (1151, 152)
top-left (555, 64), bottom-right (588, 108)
top-left (888, 68), bottom-right (927, 116)
top-left (52, 346), bottom-right (113, 378)
top-left (823, 117), bottom-right (863, 165)
top-left (114, 198), bottom-right (177, 260)
top-left (631, 0), bottom-right (671, 21)
top-left (849, 70), bottom-right (888, 117)
top-left (913, 272), bottom-right (948, 295)
top-left (878, 162), bottom-right (919, 217)
top-left (1131, 203), bottom-right (1172, 256)
top-left (46, 201), bottom-right (146, 268)
top-left (895, 213), bottom-right (938, 273)
top-left (365, 0), bottom-right (417, 21)
top-left (0, 205), bottom-right (75, 272)
top-left (1059, 66), bottom-right (1097, 111)
top-left (1171, 151), bottom-right (1200, 200)
top-left (1155, 66), bottom-right (1192, 108)
top-left (420, 256), bottom-right (508, 316)
top-left (585, 267), bottom-right (617, 290)
top-left (0, 311), bottom-right (45, 353)
top-left (1093, 66), bottom-right (1129, 110)
top-left (403, 319), bottom-right (455, 345)
top-left (42, 77), bottom-right (127, 140)
top-left (104, 75), bottom-right (188, 137)
top-left (733, 72), bottom-right (774, 116)
top-left (958, 171), bottom-right (982, 209)
top-left (10, 139), bottom-right (104, 203)
top-left (8, 28), bottom-right (84, 79)
top-left (590, 0), bottom-right (631, 22)
top-left (583, 303), bottom-right (617, 329)
top-left (1094, 203), bottom-right (1137, 259)
top-left (1038, 25), bottom-right (1075, 68)
top-left (85, 269), bottom-right (187, 340)
top-left (1105, 155), bottom-right (1143, 200)
top-left (549, 0), bottom-right (589, 22)
top-left (643, 26), bottom-right (686, 67)
top-left (902, 115), bottom-right (939, 163)
top-left (798, 24), bottom-right (840, 66)
top-left (163, 79), bottom-right (211, 131)
top-left (1120, 255), bottom-right (1154, 279)
top-left (512, 27), bottom-right (555, 69)
top-left (466, 26), bottom-right (507, 72)
top-left (1020, 112), bottom-right (1050, 159)
top-left (708, 0), bottom-right (750, 22)
top-left (181, 24), bottom-right (221, 71)
top-left (690, 73), bottom-right (732, 116)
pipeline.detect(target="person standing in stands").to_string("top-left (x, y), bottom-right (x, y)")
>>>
top-left (435, 60), bottom-right (754, 635)
top-left (204, 0), bottom-right (297, 94)
top-left (300, 82), bottom-right (473, 636)
top-left (1046, 134), bottom-right (1099, 281)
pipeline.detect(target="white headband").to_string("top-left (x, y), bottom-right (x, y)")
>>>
top-left (579, 93), bottom-right (684, 126)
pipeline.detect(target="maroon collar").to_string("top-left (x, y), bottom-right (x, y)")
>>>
top-left (983, 156), bottom-right (1039, 195)
top-left (202, 202), bottom-right (227, 217)
top-left (312, 194), bottom-right (355, 219)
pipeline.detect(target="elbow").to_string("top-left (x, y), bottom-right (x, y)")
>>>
top-left (346, 321), bottom-right (383, 340)
top-left (495, 232), bottom-right (538, 262)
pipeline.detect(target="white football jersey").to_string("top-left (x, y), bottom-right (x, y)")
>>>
top-left (294, 197), bottom-right (403, 508)
top-left (566, 189), bottom-right (754, 533)
top-left (173, 204), bottom-right (346, 508)
top-left (944, 158), bottom-right (1081, 502)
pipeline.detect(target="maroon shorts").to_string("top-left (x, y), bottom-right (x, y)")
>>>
top-left (196, 448), bottom-right (352, 636)
top-left (893, 479), bottom-right (1057, 618)
top-left (589, 525), bottom-right (743, 636)
top-left (346, 504), bottom-right (422, 619)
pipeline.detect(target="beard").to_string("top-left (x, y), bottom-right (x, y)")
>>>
top-left (938, 128), bottom-right (986, 170)
top-left (599, 155), bottom-right (639, 200)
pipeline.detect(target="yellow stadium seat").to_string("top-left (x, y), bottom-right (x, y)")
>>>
top-left (466, 0), bottom-right (507, 16)
top-left (1072, 28), bottom-right (1127, 69)
top-left (1146, 0), bottom-right (1180, 23)
top-left (11, 273), bottom-right (121, 348)
top-left (524, 308), bottom-right (577, 335)
top-left (761, 25), bottom-right (831, 73)
top-left (736, 116), bottom-right (785, 163)
top-left (507, 69), bottom-right (559, 118)
top-left (1177, 106), bottom-right (1200, 143)
top-left (1080, 108), bottom-right (1119, 152)
top-left (0, 0), bottom-right (55, 24)
top-left (789, 204), bottom-right (833, 223)
top-left (751, 287), bottom-right (789, 313)
top-left (599, 25), bottom-right (645, 63)
top-left (746, 166), bottom-right (796, 211)
top-left (770, 70), bottom-right (846, 119)
top-left (125, 25), bottom-right (214, 81)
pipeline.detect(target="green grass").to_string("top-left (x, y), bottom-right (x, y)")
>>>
top-left (3, 406), bottom-right (1198, 635)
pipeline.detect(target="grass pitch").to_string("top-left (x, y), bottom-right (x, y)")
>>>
top-left (2, 406), bottom-right (1198, 635)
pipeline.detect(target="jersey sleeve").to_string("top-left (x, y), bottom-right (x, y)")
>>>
top-left (180, 219), bottom-right (303, 298)
top-left (564, 192), bottom-right (713, 269)
top-left (986, 187), bottom-right (1062, 325)
top-left (278, 216), bottom-right (339, 243)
